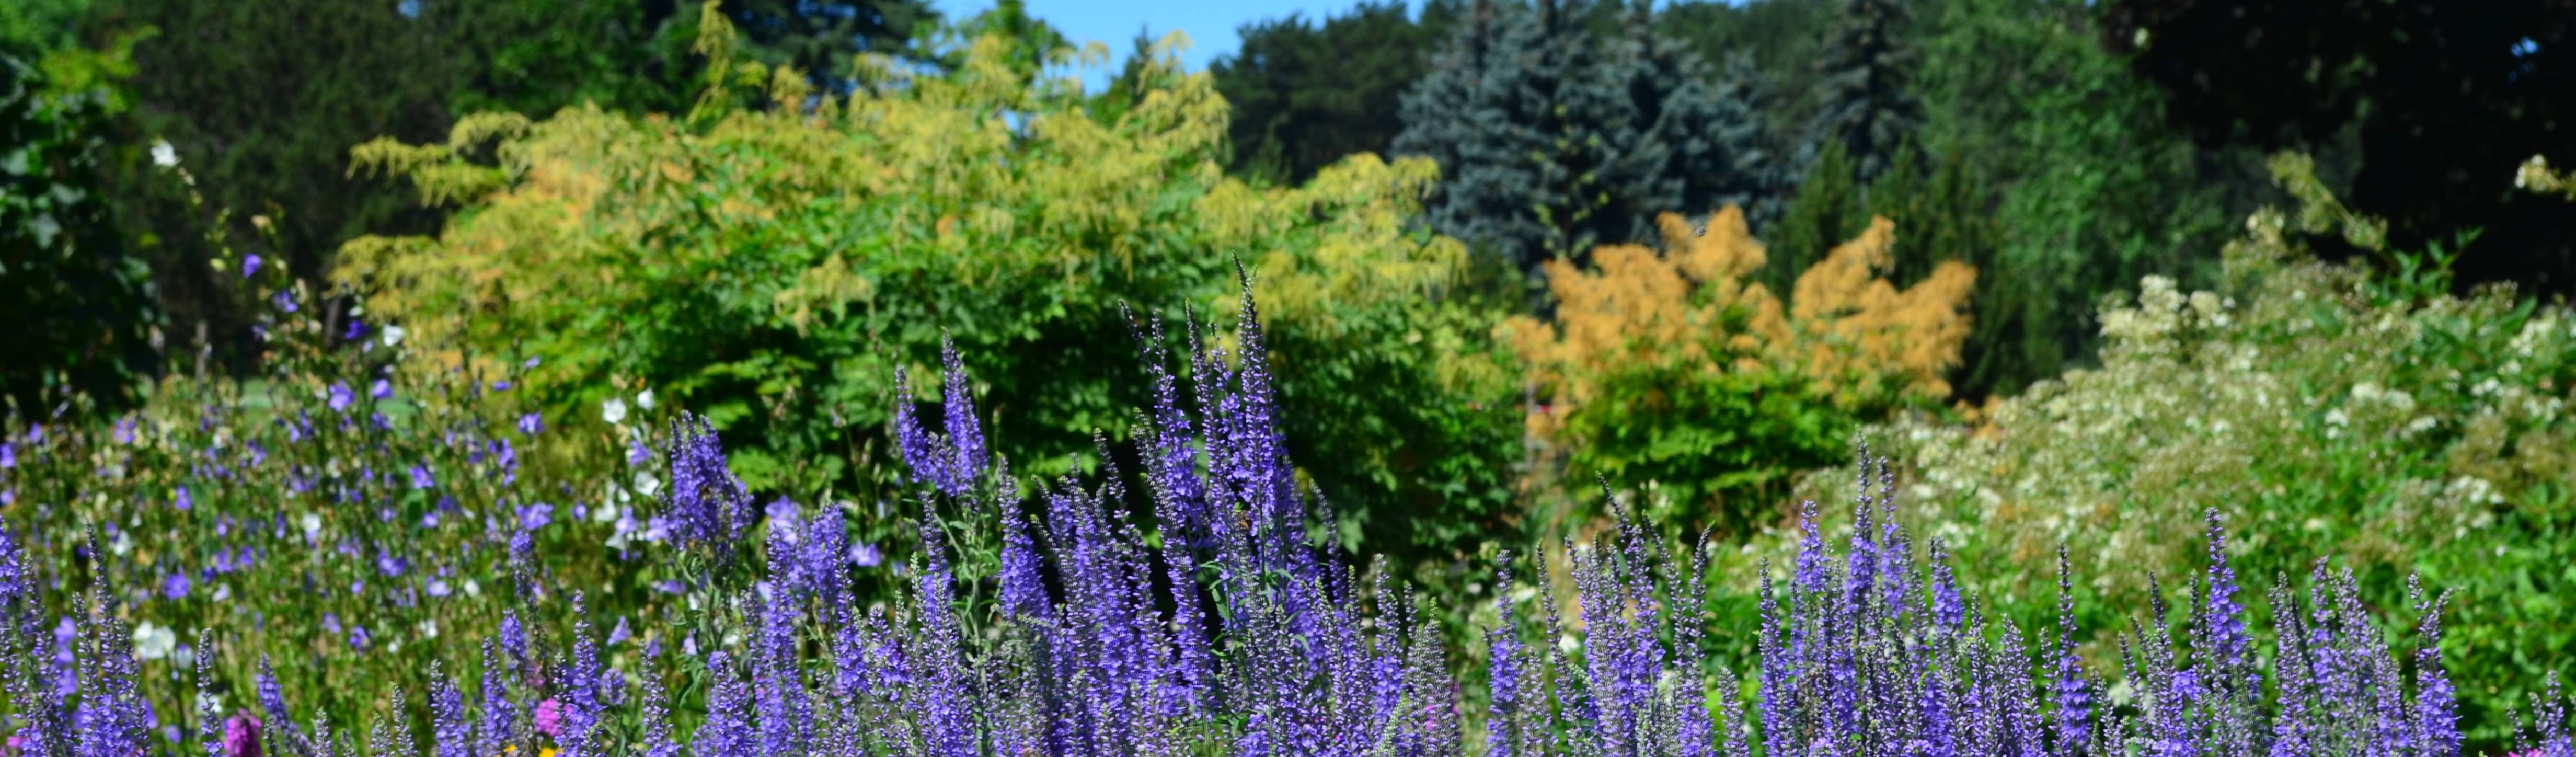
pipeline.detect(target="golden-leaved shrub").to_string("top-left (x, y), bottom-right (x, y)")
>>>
top-left (1503, 205), bottom-right (1973, 531)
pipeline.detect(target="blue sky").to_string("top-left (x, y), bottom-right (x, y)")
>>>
top-left (928, 0), bottom-right (1420, 93)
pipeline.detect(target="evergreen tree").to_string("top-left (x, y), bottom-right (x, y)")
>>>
top-left (716, 0), bottom-right (940, 88)
top-left (428, 0), bottom-right (697, 118)
top-left (1211, 1), bottom-right (1463, 187)
top-left (1403, 0), bottom-right (1769, 275)
top-left (1710, 49), bottom-right (1791, 232)
top-left (1600, 0), bottom-right (1768, 246)
top-left (1770, 137), bottom-right (1859, 293)
top-left (1503, 0), bottom-right (1635, 266)
top-left (1394, 0), bottom-right (1553, 272)
top-left (1803, 0), bottom-right (1923, 186)
top-left (1659, 0), bottom-right (1837, 148)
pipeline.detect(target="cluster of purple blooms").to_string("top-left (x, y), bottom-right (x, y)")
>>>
top-left (6, 288), bottom-right (2576, 757)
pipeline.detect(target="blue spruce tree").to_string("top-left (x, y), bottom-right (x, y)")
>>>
top-left (1400, 0), bottom-right (1778, 276)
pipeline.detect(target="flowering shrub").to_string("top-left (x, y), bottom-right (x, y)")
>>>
top-left (1816, 154), bottom-right (2576, 749)
top-left (1504, 206), bottom-right (1973, 532)
top-left (6, 278), bottom-right (2570, 757)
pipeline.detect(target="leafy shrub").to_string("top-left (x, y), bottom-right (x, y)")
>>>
top-left (2, 52), bottom-right (159, 416)
top-left (1505, 206), bottom-right (1973, 532)
top-left (333, 9), bottom-right (1522, 567)
top-left (0, 295), bottom-right (2555, 757)
top-left (1815, 154), bottom-right (2576, 750)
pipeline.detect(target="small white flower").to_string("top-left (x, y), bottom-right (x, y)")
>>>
top-left (418, 618), bottom-right (438, 640)
top-left (634, 471), bottom-right (663, 498)
top-left (637, 388), bottom-right (656, 411)
top-left (300, 512), bottom-right (323, 536)
top-left (382, 325), bottom-right (406, 348)
top-left (132, 622), bottom-right (177, 660)
top-left (603, 397), bottom-right (629, 425)
top-left (463, 579), bottom-right (481, 598)
top-left (151, 139), bottom-right (178, 168)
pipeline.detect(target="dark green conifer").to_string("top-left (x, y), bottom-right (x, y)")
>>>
top-left (1803, 0), bottom-right (1923, 187)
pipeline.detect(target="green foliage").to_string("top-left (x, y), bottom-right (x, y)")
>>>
top-left (336, 17), bottom-right (1525, 570)
top-left (424, 0), bottom-right (698, 118)
top-left (1914, 0), bottom-right (2245, 398)
top-left (1770, 137), bottom-right (1858, 292)
top-left (1812, 158), bottom-right (2576, 752)
top-left (0, 0), bottom-right (91, 56)
top-left (1, 52), bottom-right (158, 417)
top-left (101, 0), bottom-right (466, 365)
top-left (1211, 1), bottom-right (1463, 188)
top-left (1657, 0), bottom-right (1836, 151)
top-left (2103, 0), bottom-right (2576, 295)
top-left (924, 0), bottom-right (1081, 89)
top-left (1802, 0), bottom-right (1922, 187)
top-left (1566, 361), bottom-right (1851, 535)
top-left (714, 0), bottom-right (941, 88)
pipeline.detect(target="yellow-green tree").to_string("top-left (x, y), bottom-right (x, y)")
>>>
top-left (336, 5), bottom-right (1524, 563)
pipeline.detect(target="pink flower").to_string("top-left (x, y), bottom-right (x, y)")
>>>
top-left (222, 712), bottom-right (262, 757)
top-left (533, 698), bottom-right (561, 739)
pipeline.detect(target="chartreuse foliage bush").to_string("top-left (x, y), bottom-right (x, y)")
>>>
top-left (332, 5), bottom-right (1522, 567)
top-left (1812, 154), bottom-right (2576, 751)
top-left (4, 285), bottom-right (2570, 757)
top-left (1504, 206), bottom-right (1973, 533)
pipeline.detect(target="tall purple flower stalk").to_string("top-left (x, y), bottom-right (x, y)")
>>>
top-left (664, 414), bottom-right (753, 562)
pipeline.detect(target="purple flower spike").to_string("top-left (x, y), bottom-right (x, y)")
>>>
top-left (939, 336), bottom-right (987, 496)
top-left (890, 364), bottom-right (944, 491)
